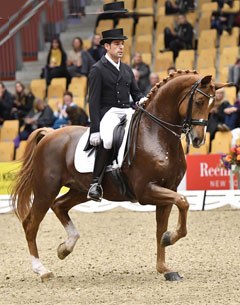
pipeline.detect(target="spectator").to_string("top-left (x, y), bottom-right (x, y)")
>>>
top-left (132, 52), bottom-right (151, 94)
top-left (88, 34), bottom-right (106, 62)
top-left (162, 14), bottom-right (194, 60)
top-left (130, 69), bottom-right (141, 104)
top-left (212, 0), bottom-right (233, 10)
top-left (228, 58), bottom-right (240, 92)
top-left (14, 98), bottom-right (55, 147)
top-left (69, 0), bottom-right (86, 17)
top-left (233, 11), bottom-right (240, 27)
top-left (11, 81), bottom-right (35, 126)
top-left (40, 37), bottom-right (70, 86)
top-left (145, 72), bottom-right (160, 95)
top-left (0, 82), bottom-right (14, 125)
top-left (223, 100), bottom-right (240, 130)
top-left (165, 0), bottom-right (195, 15)
top-left (132, 68), bottom-right (140, 83)
top-left (66, 105), bottom-right (89, 126)
top-left (211, 10), bottom-right (234, 35)
top-left (207, 88), bottom-right (234, 140)
top-left (52, 91), bottom-right (77, 129)
top-left (67, 37), bottom-right (95, 78)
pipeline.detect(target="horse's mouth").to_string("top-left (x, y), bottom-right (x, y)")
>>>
top-left (192, 136), bottom-right (204, 148)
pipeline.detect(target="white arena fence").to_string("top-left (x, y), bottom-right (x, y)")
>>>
top-left (1, 190), bottom-right (240, 214)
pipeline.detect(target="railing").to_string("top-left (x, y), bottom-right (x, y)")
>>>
top-left (0, 0), bottom-right (67, 81)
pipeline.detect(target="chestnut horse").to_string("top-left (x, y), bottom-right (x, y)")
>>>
top-left (11, 70), bottom-right (225, 282)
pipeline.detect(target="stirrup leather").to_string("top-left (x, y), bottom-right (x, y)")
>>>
top-left (87, 183), bottom-right (103, 202)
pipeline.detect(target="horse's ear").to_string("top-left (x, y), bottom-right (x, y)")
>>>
top-left (200, 75), bottom-right (212, 86)
top-left (215, 82), bottom-right (234, 90)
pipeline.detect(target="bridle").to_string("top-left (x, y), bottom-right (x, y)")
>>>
top-left (126, 78), bottom-right (215, 166)
top-left (136, 78), bottom-right (215, 139)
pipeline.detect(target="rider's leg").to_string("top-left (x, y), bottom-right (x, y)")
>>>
top-left (87, 108), bottom-right (126, 202)
top-left (87, 142), bottom-right (112, 202)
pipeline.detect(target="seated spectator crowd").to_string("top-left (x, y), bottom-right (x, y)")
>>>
top-left (0, 81), bottom-right (89, 151)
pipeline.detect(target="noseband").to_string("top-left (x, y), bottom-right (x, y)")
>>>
top-left (136, 78), bottom-right (215, 138)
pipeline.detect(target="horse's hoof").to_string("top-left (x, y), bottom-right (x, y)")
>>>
top-left (57, 243), bottom-right (71, 260)
top-left (164, 272), bottom-right (183, 281)
top-left (40, 271), bottom-right (54, 282)
top-left (161, 231), bottom-right (172, 247)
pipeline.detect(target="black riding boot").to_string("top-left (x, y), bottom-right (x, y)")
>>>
top-left (87, 144), bottom-right (111, 202)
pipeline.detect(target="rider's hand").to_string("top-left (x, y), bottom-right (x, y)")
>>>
top-left (90, 132), bottom-right (101, 146)
top-left (138, 96), bottom-right (148, 106)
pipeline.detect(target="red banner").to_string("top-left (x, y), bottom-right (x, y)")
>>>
top-left (186, 154), bottom-right (237, 190)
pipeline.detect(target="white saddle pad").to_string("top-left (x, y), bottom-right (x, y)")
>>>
top-left (74, 109), bottom-right (135, 173)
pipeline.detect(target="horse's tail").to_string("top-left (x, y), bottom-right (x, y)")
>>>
top-left (11, 127), bottom-right (53, 222)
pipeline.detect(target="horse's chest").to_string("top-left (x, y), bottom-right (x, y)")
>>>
top-left (152, 154), bottom-right (186, 181)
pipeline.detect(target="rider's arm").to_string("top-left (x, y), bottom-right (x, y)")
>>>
top-left (88, 65), bottom-right (102, 133)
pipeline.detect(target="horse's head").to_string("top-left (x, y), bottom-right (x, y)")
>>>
top-left (179, 75), bottom-right (229, 148)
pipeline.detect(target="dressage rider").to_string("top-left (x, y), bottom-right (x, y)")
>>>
top-left (86, 28), bottom-right (147, 202)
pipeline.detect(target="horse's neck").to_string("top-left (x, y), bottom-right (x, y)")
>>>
top-left (146, 90), bottom-right (181, 124)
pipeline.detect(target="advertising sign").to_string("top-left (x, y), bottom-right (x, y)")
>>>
top-left (186, 154), bottom-right (235, 190)
top-left (0, 162), bottom-right (22, 195)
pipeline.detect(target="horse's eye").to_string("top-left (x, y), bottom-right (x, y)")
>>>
top-left (195, 100), bottom-right (203, 107)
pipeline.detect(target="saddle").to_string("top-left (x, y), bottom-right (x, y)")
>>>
top-left (112, 114), bottom-right (127, 164)
top-left (110, 114), bottom-right (137, 201)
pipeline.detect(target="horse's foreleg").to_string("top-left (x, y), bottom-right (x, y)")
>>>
top-left (139, 184), bottom-right (189, 281)
top-left (149, 184), bottom-right (189, 246)
top-left (51, 189), bottom-right (86, 260)
top-left (155, 205), bottom-right (172, 274)
top-left (23, 199), bottom-right (54, 281)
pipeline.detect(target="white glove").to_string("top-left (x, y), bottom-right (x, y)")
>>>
top-left (90, 132), bottom-right (101, 146)
top-left (138, 96), bottom-right (148, 105)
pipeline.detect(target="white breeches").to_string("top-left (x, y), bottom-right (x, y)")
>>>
top-left (100, 107), bottom-right (134, 149)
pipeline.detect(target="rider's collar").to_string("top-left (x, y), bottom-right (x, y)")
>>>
top-left (105, 53), bottom-right (120, 71)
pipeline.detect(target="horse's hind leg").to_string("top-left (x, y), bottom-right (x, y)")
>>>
top-left (51, 189), bottom-right (86, 260)
top-left (23, 195), bottom-right (56, 281)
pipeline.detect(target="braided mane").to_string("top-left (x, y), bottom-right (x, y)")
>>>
top-left (145, 69), bottom-right (199, 106)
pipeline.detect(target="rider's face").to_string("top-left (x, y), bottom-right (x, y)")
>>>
top-left (105, 40), bottom-right (124, 63)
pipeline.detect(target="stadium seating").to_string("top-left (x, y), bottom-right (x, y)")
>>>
top-left (135, 35), bottom-right (152, 54)
top-left (224, 86), bottom-right (237, 105)
top-left (47, 84), bottom-right (65, 99)
top-left (0, 142), bottom-right (15, 161)
top-left (50, 77), bottom-right (67, 91)
top-left (175, 50), bottom-right (195, 70)
top-left (135, 0), bottom-right (154, 14)
top-left (135, 16), bottom-right (154, 36)
top-left (30, 79), bottom-right (46, 100)
top-left (117, 18), bottom-right (134, 36)
top-left (198, 12), bottom-right (212, 32)
top-left (95, 20), bottom-right (114, 35)
top-left (154, 51), bottom-right (174, 72)
top-left (15, 140), bottom-right (27, 161)
top-left (197, 29), bottom-right (217, 50)
top-left (210, 131), bottom-right (232, 154)
top-left (0, 120), bottom-right (19, 141)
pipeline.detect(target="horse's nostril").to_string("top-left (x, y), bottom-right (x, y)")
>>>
top-left (193, 137), bottom-right (201, 147)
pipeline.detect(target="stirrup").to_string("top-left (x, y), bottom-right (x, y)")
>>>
top-left (87, 183), bottom-right (103, 202)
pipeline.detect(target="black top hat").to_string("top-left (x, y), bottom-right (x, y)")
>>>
top-left (102, 1), bottom-right (128, 14)
top-left (100, 28), bottom-right (128, 45)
